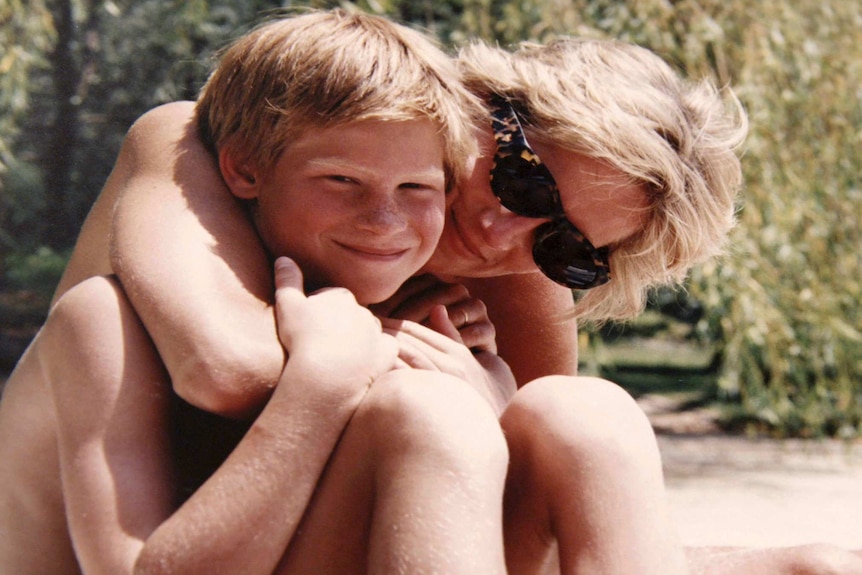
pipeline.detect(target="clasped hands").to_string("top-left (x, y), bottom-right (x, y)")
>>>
top-left (275, 258), bottom-right (516, 417)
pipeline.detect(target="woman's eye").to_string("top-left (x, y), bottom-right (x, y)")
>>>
top-left (401, 182), bottom-right (444, 194)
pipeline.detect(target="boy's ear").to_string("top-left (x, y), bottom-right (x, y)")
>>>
top-left (219, 147), bottom-right (262, 200)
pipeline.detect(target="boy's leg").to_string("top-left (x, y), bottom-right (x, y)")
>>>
top-left (501, 375), bottom-right (689, 575)
top-left (274, 369), bottom-right (509, 575)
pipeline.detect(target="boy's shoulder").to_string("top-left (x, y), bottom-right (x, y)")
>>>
top-left (126, 101), bottom-right (198, 155)
top-left (132, 101), bottom-right (197, 130)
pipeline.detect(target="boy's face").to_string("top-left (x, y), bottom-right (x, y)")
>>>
top-left (234, 119), bottom-right (446, 305)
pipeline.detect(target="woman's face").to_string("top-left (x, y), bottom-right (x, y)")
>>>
top-left (422, 128), bottom-right (649, 281)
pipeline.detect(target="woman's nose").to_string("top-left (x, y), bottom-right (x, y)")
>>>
top-left (480, 209), bottom-right (547, 251)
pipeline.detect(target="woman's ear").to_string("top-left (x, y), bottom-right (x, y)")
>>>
top-left (219, 147), bottom-right (261, 200)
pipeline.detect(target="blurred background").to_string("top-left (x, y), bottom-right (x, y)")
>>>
top-left (2, 0), bottom-right (860, 438)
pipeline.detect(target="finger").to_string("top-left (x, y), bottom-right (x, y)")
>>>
top-left (392, 318), bottom-right (469, 357)
top-left (458, 322), bottom-right (498, 354)
top-left (394, 357), bottom-right (412, 370)
top-left (374, 332), bottom-right (401, 374)
top-left (389, 283), bottom-right (471, 322)
top-left (428, 304), bottom-right (463, 342)
top-left (395, 336), bottom-right (440, 371)
top-left (368, 274), bottom-right (442, 317)
top-left (448, 297), bottom-right (489, 327)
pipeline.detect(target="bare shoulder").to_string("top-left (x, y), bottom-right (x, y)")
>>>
top-left (122, 101), bottom-right (201, 173)
top-left (128, 100), bottom-right (197, 135)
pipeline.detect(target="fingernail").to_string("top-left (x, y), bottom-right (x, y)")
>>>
top-left (275, 256), bottom-right (293, 270)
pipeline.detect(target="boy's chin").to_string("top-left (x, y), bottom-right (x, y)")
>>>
top-left (353, 286), bottom-right (399, 307)
top-left (305, 277), bottom-right (398, 307)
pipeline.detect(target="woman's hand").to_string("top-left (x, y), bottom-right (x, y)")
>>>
top-left (384, 313), bottom-right (516, 417)
top-left (274, 257), bottom-right (398, 392)
top-left (370, 274), bottom-right (497, 354)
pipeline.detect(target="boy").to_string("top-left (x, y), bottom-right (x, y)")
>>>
top-left (0, 10), bottom-right (510, 574)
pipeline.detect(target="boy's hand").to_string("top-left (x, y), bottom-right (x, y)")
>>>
top-left (369, 275), bottom-right (497, 353)
top-left (274, 257), bottom-right (398, 389)
top-left (385, 315), bottom-right (516, 417)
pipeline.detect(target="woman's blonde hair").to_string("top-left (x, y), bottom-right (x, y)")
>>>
top-left (196, 9), bottom-right (484, 189)
top-left (458, 38), bottom-right (748, 321)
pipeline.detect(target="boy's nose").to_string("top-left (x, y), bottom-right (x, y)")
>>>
top-left (357, 195), bottom-right (408, 233)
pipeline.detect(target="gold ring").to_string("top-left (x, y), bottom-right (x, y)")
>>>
top-left (460, 310), bottom-right (470, 326)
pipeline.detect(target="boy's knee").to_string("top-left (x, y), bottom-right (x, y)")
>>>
top-left (358, 370), bottom-right (508, 470)
top-left (48, 276), bottom-right (126, 328)
top-left (44, 276), bottom-right (127, 339)
top-left (787, 544), bottom-right (862, 575)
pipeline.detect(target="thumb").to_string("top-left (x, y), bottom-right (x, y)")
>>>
top-left (274, 256), bottom-right (303, 289)
top-left (273, 257), bottom-right (306, 349)
top-left (274, 256), bottom-right (306, 308)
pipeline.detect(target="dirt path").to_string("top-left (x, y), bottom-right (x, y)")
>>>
top-left (641, 394), bottom-right (862, 549)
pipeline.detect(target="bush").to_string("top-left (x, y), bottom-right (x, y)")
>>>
top-left (2, 246), bottom-right (68, 299)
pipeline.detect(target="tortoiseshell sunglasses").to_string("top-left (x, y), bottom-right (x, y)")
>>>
top-left (488, 96), bottom-right (610, 289)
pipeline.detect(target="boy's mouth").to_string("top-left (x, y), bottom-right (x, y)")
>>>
top-left (336, 241), bottom-right (410, 260)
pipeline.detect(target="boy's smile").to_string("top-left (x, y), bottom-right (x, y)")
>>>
top-left (228, 119), bottom-right (446, 305)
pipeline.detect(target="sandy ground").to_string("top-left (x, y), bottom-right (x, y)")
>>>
top-left (641, 394), bottom-right (862, 549)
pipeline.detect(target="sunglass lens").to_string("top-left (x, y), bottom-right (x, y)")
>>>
top-left (491, 157), bottom-right (559, 218)
top-left (533, 223), bottom-right (608, 289)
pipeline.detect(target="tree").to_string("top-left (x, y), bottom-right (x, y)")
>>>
top-left (0, 0), bottom-right (54, 257)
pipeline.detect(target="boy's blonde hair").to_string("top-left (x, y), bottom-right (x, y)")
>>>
top-left (197, 9), bottom-right (483, 189)
top-left (458, 39), bottom-right (748, 321)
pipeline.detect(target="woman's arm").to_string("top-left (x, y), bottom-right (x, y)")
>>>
top-left (110, 102), bottom-right (283, 418)
top-left (464, 272), bottom-right (579, 386)
top-left (373, 271), bottom-right (576, 392)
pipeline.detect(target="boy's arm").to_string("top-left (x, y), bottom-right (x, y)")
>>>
top-left (51, 262), bottom-right (395, 575)
top-left (110, 102), bottom-right (284, 418)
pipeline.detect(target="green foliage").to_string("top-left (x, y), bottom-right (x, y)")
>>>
top-left (687, 0), bottom-right (862, 437)
top-left (0, 0), bottom-right (54, 172)
top-left (0, 158), bottom-right (45, 253)
top-left (3, 246), bottom-right (68, 297)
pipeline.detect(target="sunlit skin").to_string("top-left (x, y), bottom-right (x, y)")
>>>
top-left (422, 127), bottom-right (649, 281)
top-left (225, 119), bottom-right (447, 306)
top-left (0, 102), bottom-right (691, 575)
